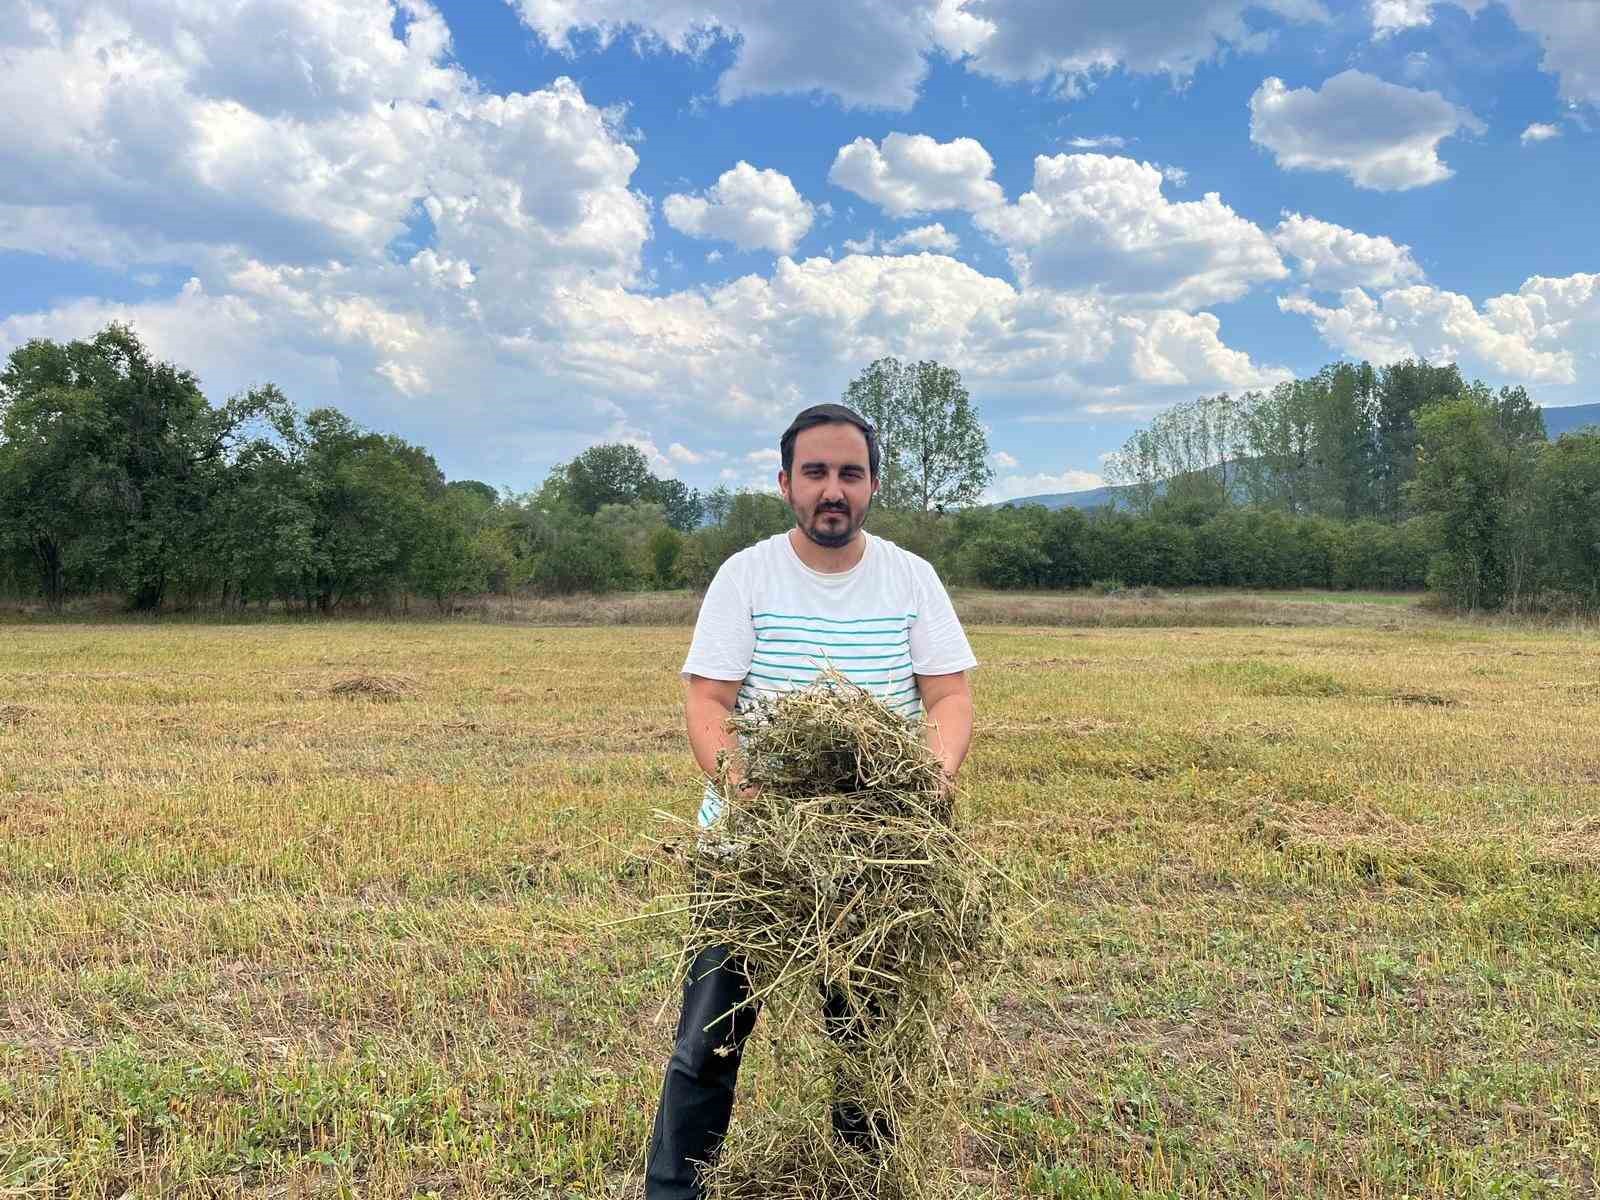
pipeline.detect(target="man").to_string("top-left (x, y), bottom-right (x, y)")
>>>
top-left (643, 402), bottom-right (978, 1199)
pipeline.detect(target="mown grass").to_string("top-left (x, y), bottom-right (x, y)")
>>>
top-left (1, 604), bottom-right (1597, 1198)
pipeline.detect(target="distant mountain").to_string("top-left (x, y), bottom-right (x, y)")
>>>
top-left (997, 482), bottom-right (1136, 512)
top-left (1002, 402), bottom-right (1600, 511)
top-left (1544, 402), bottom-right (1600, 439)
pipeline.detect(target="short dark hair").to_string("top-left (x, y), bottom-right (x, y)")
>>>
top-left (780, 403), bottom-right (880, 478)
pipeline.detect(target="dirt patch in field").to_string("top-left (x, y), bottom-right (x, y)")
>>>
top-left (1386, 690), bottom-right (1460, 708)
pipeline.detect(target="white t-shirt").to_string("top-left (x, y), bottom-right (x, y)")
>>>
top-left (681, 530), bottom-right (977, 824)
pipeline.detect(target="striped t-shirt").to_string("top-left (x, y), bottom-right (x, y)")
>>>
top-left (681, 530), bottom-right (977, 825)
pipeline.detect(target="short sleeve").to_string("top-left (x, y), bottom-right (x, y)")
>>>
top-left (681, 556), bottom-right (756, 681)
top-left (908, 560), bottom-right (977, 676)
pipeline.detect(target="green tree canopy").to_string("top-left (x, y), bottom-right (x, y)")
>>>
top-left (842, 356), bottom-right (991, 511)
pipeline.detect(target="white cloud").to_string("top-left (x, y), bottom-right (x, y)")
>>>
top-left (1066, 135), bottom-right (1128, 149)
top-left (1501, 0), bottom-right (1600, 106)
top-left (990, 450), bottom-right (1020, 468)
top-left (1369, 0), bottom-right (1445, 37)
top-left (663, 161), bottom-right (815, 255)
top-left (668, 442), bottom-right (709, 464)
top-left (1521, 122), bottom-right (1562, 144)
top-left (1250, 71), bottom-right (1482, 191)
top-left (944, 0), bottom-right (1330, 93)
top-left (0, 0), bottom-right (1313, 487)
top-left (1367, 2), bottom-right (1599, 106)
top-left (829, 133), bottom-right (1004, 217)
top-left (1281, 272), bottom-right (1600, 385)
top-left (1160, 165), bottom-right (1189, 187)
top-left (512, 0), bottom-right (1332, 112)
top-left (746, 448), bottom-right (782, 464)
top-left (842, 233), bottom-right (880, 255)
top-left (510, 0), bottom-right (943, 110)
top-left (974, 154), bottom-right (1286, 308)
top-left (1123, 310), bottom-right (1293, 389)
top-left (0, 4), bottom-right (651, 282)
top-left (883, 223), bottom-right (960, 254)
top-left (1272, 212), bottom-right (1425, 291)
top-left (983, 469), bottom-right (1106, 503)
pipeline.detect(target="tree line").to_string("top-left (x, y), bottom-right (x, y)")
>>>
top-left (1102, 361), bottom-right (1600, 611)
top-left (2, 325), bottom-right (1596, 614)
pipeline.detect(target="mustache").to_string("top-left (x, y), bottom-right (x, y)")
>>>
top-left (816, 502), bottom-right (850, 514)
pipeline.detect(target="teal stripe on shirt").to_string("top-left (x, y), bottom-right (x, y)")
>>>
top-left (752, 633), bottom-right (908, 643)
top-left (751, 612), bottom-right (916, 624)
top-left (747, 670), bottom-right (914, 686)
top-left (751, 649), bottom-right (908, 661)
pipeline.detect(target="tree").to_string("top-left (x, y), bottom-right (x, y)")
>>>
top-left (1408, 387), bottom-right (1543, 611)
top-left (647, 476), bottom-right (704, 532)
top-left (1375, 359), bottom-right (1464, 519)
top-left (1531, 432), bottom-right (1600, 608)
top-left (1309, 362), bottom-right (1378, 519)
top-left (842, 357), bottom-right (914, 507)
top-left (843, 357), bottom-right (991, 511)
top-left (563, 443), bottom-right (656, 515)
top-left (0, 325), bottom-right (274, 610)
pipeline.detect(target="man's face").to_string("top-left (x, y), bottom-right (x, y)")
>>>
top-left (779, 422), bottom-right (878, 549)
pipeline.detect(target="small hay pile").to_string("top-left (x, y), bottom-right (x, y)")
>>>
top-left (327, 673), bottom-right (414, 700)
top-left (659, 673), bottom-right (1004, 1198)
top-left (0, 704), bottom-right (37, 726)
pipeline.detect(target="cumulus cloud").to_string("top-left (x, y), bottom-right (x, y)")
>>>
top-left (1369, 0), bottom-right (1447, 36)
top-left (0, 4), bottom-right (651, 284)
top-left (1521, 122), bottom-right (1561, 144)
top-left (1367, 2), bottom-right (1599, 105)
top-left (945, 0), bottom-right (1330, 92)
top-left (663, 162), bottom-right (815, 254)
top-left (975, 154), bottom-right (1286, 308)
top-left (829, 133), bottom-right (1004, 217)
top-left (1281, 272), bottom-right (1600, 385)
top-left (1123, 310), bottom-right (1293, 389)
top-left (1250, 71), bottom-right (1482, 191)
top-left (1503, 0), bottom-right (1600, 106)
top-left (1066, 135), bottom-right (1128, 149)
top-left (512, 0), bottom-right (1332, 111)
top-left (990, 450), bottom-right (1020, 468)
top-left (883, 224), bottom-right (960, 254)
top-left (511, 0), bottom-right (942, 110)
top-left (1272, 212), bottom-right (1425, 291)
top-left (0, 0), bottom-right (1318, 485)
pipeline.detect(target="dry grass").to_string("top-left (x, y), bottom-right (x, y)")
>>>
top-left (1, 603), bottom-right (1597, 1199)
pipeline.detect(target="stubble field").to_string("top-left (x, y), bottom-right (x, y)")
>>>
top-left (2, 598), bottom-right (1597, 1198)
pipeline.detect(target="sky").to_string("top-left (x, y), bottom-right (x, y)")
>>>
top-left (1, 1), bottom-right (1596, 502)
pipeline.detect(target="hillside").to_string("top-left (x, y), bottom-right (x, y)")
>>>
top-left (1004, 401), bottom-right (1600, 511)
top-left (1544, 402), bottom-right (1600, 438)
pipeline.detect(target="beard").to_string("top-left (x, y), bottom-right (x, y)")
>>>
top-left (795, 495), bottom-right (870, 549)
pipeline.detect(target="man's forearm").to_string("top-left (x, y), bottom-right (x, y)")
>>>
top-left (924, 691), bottom-right (973, 782)
top-left (686, 692), bottom-right (738, 780)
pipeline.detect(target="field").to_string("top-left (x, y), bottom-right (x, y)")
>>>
top-left (2, 595), bottom-right (1598, 1198)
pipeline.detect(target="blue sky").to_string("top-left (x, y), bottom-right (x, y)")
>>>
top-left (1, 1), bottom-right (1595, 500)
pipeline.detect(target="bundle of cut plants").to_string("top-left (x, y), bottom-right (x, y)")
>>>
top-left (659, 672), bottom-right (1003, 1197)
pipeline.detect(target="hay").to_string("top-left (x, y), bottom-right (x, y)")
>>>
top-left (327, 673), bottom-right (414, 700)
top-left (657, 672), bottom-right (1004, 1198)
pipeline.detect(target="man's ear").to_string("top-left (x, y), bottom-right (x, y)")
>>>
top-left (777, 469), bottom-right (790, 502)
